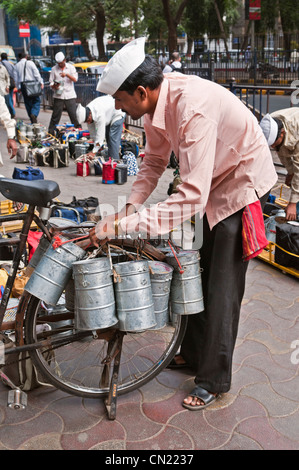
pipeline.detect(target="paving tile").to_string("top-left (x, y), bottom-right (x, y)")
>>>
top-left (245, 329), bottom-right (292, 355)
top-left (169, 408), bottom-right (231, 450)
top-left (205, 395), bottom-right (267, 433)
top-left (19, 433), bottom-right (63, 450)
top-left (241, 352), bottom-right (297, 383)
top-left (240, 383), bottom-right (298, 417)
top-left (61, 419), bottom-right (125, 450)
top-left (217, 432), bottom-right (262, 450)
top-left (235, 416), bottom-right (299, 450)
top-left (271, 375), bottom-right (299, 402)
top-left (0, 411), bottom-right (62, 449)
top-left (126, 424), bottom-right (193, 450)
top-left (115, 402), bottom-right (162, 441)
top-left (142, 389), bottom-right (189, 424)
top-left (46, 395), bottom-right (103, 433)
top-left (270, 411), bottom-right (299, 443)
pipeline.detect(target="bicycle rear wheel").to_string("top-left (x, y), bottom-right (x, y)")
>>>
top-left (24, 294), bottom-right (187, 399)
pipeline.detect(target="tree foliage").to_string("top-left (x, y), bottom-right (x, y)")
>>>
top-left (0, 0), bottom-right (298, 57)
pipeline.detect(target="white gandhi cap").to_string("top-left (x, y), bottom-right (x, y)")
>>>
top-left (96, 37), bottom-right (146, 95)
top-left (260, 113), bottom-right (278, 146)
top-left (55, 52), bottom-right (65, 63)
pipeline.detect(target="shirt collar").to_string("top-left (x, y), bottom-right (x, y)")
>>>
top-left (151, 78), bottom-right (169, 131)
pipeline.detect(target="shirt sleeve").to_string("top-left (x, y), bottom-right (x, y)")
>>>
top-left (30, 62), bottom-right (44, 84)
top-left (278, 144), bottom-right (299, 203)
top-left (120, 113), bottom-right (217, 237)
top-left (94, 117), bottom-right (106, 147)
top-left (69, 64), bottom-right (78, 82)
top-left (0, 96), bottom-right (16, 139)
top-left (289, 143), bottom-right (299, 203)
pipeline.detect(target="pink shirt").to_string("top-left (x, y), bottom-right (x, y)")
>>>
top-left (120, 74), bottom-right (277, 236)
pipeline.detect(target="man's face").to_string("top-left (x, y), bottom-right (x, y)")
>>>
top-left (113, 88), bottom-right (148, 120)
top-left (86, 111), bottom-right (93, 124)
top-left (58, 60), bottom-right (66, 69)
top-left (271, 129), bottom-right (285, 149)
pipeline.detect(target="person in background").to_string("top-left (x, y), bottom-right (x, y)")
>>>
top-left (88, 38), bottom-right (277, 411)
top-left (163, 52), bottom-right (182, 73)
top-left (76, 95), bottom-right (125, 161)
top-left (48, 52), bottom-right (80, 135)
top-left (0, 61), bottom-right (10, 100)
top-left (0, 95), bottom-right (17, 165)
top-left (13, 52), bottom-right (44, 123)
top-left (1, 53), bottom-right (15, 118)
top-left (260, 108), bottom-right (299, 221)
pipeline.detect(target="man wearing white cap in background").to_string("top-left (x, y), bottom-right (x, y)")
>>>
top-left (260, 108), bottom-right (299, 221)
top-left (88, 37), bottom-right (277, 412)
top-left (13, 52), bottom-right (44, 123)
top-left (48, 52), bottom-right (80, 135)
top-left (76, 95), bottom-right (125, 160)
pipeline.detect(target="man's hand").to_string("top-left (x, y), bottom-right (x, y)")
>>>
top-left (285, 202), bottom-right (297, 221)
top-left (89, 214), bottom-right (119, 247)
top-left (7, 138), bottom-right (17, 158)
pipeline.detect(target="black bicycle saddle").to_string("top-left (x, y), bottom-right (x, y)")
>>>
top-left (0, 178), bottom-right (60, 207)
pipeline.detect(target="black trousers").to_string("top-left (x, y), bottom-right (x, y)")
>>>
top-left (48, 98), bottom-right (79, 135)
top-left (180, 192), bottom-right (269, 394)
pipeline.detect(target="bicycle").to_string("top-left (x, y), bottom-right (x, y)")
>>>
top-left (0, 177), bottom-right (187, 419)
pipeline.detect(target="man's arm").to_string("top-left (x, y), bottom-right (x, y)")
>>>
top-left (0, 96), bottom-right (17, 157)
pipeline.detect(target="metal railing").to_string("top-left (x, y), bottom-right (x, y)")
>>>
top-left (225, 83), bottom-right (297, 121)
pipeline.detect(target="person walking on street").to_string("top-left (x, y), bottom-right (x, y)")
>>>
top-left (260, 108), bottom-right (299, 221)
top-left (1, 53), bottom-right (16, 118)
top-left (13, 52), bottom-right (44, 123)
top-left (88, 37), bottom-right (277, 411)
top-left (76, 95), bottom-right (125, 160)
top-left (0, 95), bottom-right (17, 165)
top-left (48, 52), bottom-right (80, 135)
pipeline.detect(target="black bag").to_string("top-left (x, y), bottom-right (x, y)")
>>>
top-left (121, 140), bottom-right (139, 158)
top-left (22, 61), bottom-right (42, 98)
top-left (48, 147), bottom-right (70, 168)
top-left (275, 223), bottom-right (299, 269)
top-left (170, 64), bottom-right (185, 73)
top-left (69, 196), bottom-right (99, 215)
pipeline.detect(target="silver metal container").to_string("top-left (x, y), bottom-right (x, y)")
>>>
top-left (113, 260), bottom-right (156, 332)
top-left (166, 250), bottom-right (204, 315)
top-left (75, 143), bottom-right (89, 158)
top-left (148, 261), bottom-right (173, 329)
top-left (25, 236), bottom-right (86, 305)
top-left (72, 258), bottom-right (117, 330)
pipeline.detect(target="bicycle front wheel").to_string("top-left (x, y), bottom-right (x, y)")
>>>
top-left (24, 294), bottom-right (187, 399)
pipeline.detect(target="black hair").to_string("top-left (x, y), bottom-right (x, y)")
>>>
top-left (1, 53), bottom-right (8, 60)
top-left (273, 117), bottom-right (284, 141)
top-left (118, 55), bottom-right (163, 95)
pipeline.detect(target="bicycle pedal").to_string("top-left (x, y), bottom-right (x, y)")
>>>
top-left (7, 389), bottom-right (27, 410)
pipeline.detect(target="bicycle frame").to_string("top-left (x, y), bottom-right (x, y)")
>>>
top-left (0, 206), bottom-right (51, 341)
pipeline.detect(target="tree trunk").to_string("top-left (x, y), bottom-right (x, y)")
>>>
top-left (95, 4), bottom-right (106, 60)
top-left (80, 37), bottom-right (92, 60)
top-left (213, 0), bottom-right (229, 56)
top-left (162, 0), bottom-right (189, 55)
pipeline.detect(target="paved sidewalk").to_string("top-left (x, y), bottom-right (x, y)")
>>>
top-left (0, 105), bottom-right (298, 451)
